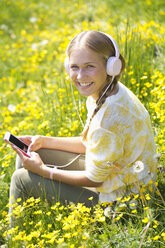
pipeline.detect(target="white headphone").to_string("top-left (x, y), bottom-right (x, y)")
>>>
top-left (64, 31), bottom-right (122, 77)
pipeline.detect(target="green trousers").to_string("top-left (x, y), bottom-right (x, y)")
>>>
top-left (9, 149), bottom-right (99, 212)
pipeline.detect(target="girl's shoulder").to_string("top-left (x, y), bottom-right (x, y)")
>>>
top-left (105, 82), bottom-right (148, 115)
top-left (96, 82), bottom-right (149, 126)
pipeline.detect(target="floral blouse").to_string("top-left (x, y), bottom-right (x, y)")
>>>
top-left (84, 82), bottom-right (157, 203)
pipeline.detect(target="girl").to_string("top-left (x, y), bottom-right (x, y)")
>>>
top-left (9, 30), bottom-right (157, 212)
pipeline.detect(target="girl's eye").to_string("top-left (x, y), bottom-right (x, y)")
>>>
top-left (70, 65), bottom-right (78, 70)
top-left (87, 65), bottom-right (94, 68)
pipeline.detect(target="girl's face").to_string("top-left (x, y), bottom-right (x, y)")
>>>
top-left (69, 48), bottom-right (108, 100)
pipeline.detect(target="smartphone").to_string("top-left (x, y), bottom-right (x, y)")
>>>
top-left (4, 131), bottom-right (30, 158)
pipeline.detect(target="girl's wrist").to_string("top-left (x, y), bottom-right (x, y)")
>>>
top-left (38, 135), bottom-right (46, 148)
top-left (39, 164), bottom-right (49, 177)
top-left (40, 164), bottom-right (56, 180)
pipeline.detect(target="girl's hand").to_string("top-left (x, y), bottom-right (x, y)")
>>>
top-left (12, 145), bottom-right (44, 176)
top-left (28, 135), bottom-right (43, 152)
top-left (19, 135), bottom-right (43, 152)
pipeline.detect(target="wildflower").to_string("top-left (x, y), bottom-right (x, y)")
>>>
top-left (35, 198), bottom-right (40, 203)
top-left (153, 235), bottom-right (160, 240)
top-left (116, 213), bottom-right (123, 220)
top-left (98, 216), bottom-right (105, 222)
top-left (31, 43), bottom-right (38, 50)
top-left (161, 232), bottom-right (165, 241)
top-left (46, 211), bottom-right (51, 216)
top-left (35, 221), bottom-right (42, 227)
top-left (153, 220), bottom-right (159, 228)
top-left (129, 199), bottom-right (138, 209)
top-left (51, 205), bottom-right (57, 210)
top-left (155, 182), bottom-right (158, 187)
top-left (116, 197), bottom-right (122, 202)
top-left (122, 195), bottom-right (131, 202)
top-left (8, 104), bottom-right (16, 112)
top-left (27, 197), bottom-right (35, 203)
top-left (104, 207), bottom-right (111, 217)
top-left (142, 217), bottom-right (148, 223)
top-left (130, 203), bottom-right (136, 207)
top-left (40, 40), bottom-right (48, 46)
top-left (144, 206), bottom-right (149, 210)
top-left (33, 210), bottom-right (42, 215)
top-left (56, 237), bottom-right (64, 244)
top-left (116, 203), bottom-right (127, 211)
top-left (48, 224), bottom-right (52, 229)
top-left (1, 211), bottom-right (7, 217)
top-left (29, 17), bottom-right (37, 23)
top-left (64, 233), bottom-right (72, 239)
top-left (1, 24), bottom-right (8, 30)
top-left (133, 161), bottom-right (144, 173)
top-left (145, 194), bottom-right (151, 200)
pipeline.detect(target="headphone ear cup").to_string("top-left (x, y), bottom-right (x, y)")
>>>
top-left (64, 57), bottom-right (70, 74)
top-left (106, 57), bottom-right (122, 76)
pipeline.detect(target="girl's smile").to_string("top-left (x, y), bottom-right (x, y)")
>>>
top-left (69, 48), bottom-right (108, 100)
top-left (78, 81), bottom-right (94, 88)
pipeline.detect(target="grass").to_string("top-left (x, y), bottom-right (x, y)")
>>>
top-left (0, 0), bottom-right (165, 247)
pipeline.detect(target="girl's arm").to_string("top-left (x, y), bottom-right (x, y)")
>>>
top-left (41, 136), bottom-right (86, 154)
top-left (21, 135), bottom-right (86, 154)
top-left (41, 164), bottom-right (102, 187)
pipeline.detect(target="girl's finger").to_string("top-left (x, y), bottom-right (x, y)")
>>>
top-left (11, 145), bottom-right (26, 160)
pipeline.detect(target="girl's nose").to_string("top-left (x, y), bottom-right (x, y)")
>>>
top-left (77, 68), bottom-right (86, 81)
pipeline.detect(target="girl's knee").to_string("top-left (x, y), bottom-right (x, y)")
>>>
top-left (11, 168), bottom-right (28, 188)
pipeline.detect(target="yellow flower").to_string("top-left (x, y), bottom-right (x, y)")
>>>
top-left (1, 211), bottom-right (7, 217)
top-left (33, 210), bottom-right (42, 215)
top-left (145, 194), bottom-right (151, 200)
top-left (35, 221), bottom-right (42, 227)
top-left (161, 232), bottom-right (165, 241)
top-left (56, 237), bottom-right (64, 244)
top-left (134, 194), bottom-right (139, 200)
top-left (48, 224), bottom-right (52, 228)
top-left (144, 207), bottom-right (149, 210)
top-left (116, 197), bottom-right (122, 202)
top-left (132, 209), bottom-right (137, 214)
top-left (142, 217), bottom-right (148, 223)
top-left (46, 211), bottom-right (51, 216)
top-left (153, 235), bottom-right (160, 240)
top-left (116, 213), bottom-right (123, 220)
top-left (64, 233), bottom-right (72, 239)
top-left (122, 196), bottom-right (131, 202)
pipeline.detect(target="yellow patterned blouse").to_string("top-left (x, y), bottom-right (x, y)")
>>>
top-left (84, 82), bottom-right (157, 203)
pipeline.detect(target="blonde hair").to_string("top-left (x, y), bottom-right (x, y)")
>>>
top-left (67, 31), bottom-right (125, 140)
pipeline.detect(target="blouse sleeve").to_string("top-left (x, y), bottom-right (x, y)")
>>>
top-left (85, 127), bottom-right (124, 183)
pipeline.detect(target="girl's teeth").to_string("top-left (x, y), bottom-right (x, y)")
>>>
top-left (79, 82), bottom-right (92, 86)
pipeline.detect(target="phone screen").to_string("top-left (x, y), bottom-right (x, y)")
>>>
top-left (9, 134), bottom-right (28, 152)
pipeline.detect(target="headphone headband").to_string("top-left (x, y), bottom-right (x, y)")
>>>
top-left (100, 32), bottom-right (120, 58)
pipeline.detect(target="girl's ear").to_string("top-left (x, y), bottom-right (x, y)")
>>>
top-left (64, 57), bottom-right (70, 74)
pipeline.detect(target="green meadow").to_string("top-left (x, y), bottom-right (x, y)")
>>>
top-left (0, 0), bottom-right (165, 247)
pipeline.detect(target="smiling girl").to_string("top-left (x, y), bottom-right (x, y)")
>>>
top-left (9, 31), bottom-right (157, 220)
